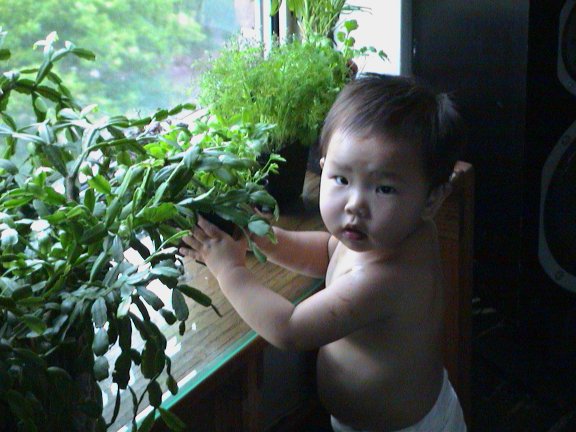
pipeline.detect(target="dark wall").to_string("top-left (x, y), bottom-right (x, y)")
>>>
top-left (411, 0), bottom-right (576, 398)
top-left (411, 0), bottom-right (530, 316)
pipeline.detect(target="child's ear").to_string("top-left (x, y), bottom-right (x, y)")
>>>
top-left (421, 182), bottom-right (452, 221)
top-left (319, 157), bottom-right (325, 170)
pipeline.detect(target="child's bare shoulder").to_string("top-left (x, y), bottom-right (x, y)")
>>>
top-left (358, 225), bottom-right (440, 295)
top-left (328, 257), bottom-right (409, 322)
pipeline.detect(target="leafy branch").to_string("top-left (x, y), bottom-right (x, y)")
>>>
top-left (0, 30), bottom-right (279, 432)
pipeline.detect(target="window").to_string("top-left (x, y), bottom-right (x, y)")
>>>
top-left (342, 0), bottom-right (405, 75)
top-left (1, 0), bottom-right (258, 118)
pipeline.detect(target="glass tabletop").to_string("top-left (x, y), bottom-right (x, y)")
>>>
top-left (102, 173), bottom-right (325, 431)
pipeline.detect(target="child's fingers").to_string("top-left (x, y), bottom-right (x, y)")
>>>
top-left (178, 246), bottom-right (205, 266)
top-left (191, 224), bottom-right (209, 242)
top-left (179, 246), bottom-right (194, 257)
top-left (181, 234), bottom-right (200, 248)
top-left (197, 215), bottom-right (225, 238)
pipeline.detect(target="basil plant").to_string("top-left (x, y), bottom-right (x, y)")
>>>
top-left (0, 30), bottom-right (279, 432)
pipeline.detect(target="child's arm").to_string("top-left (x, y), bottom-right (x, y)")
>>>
top-left (252, 226), bottom-right (331, 278)
top-left (180, 217), bottom-right (396, 351)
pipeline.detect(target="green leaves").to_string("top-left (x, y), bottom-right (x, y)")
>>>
top-left (32, 32), bottom-right (96, 85)
top-left (20, 314), bottom-right (47, 335)
top-left (343, 18), bottom-right (359, 33)
top-left (1, 226), bottom-right (18, 247)
top-left (147, 381), bottom-right (162, 408)
top-left (81, 222), bottom-right (108, 244)
top-left (150, 265), bottom-right (180, 279)
top-left (271, 0), bottom-right (281, 15)
top-left (91, 298), bottom-right (108, 328)
top-left (0, 159), bottom-right (17, 174)
top-left (88, 175), bottom-right (112, 194)
top-left (0, 31), bottom-right (281, 432)
top-left (94, 356), bottom-right (110, 381)
top-left (70, 47), bottom-right (96, 61)
top-left (198, 36), bottom-right (350, 150)
top-left (248, 219), bottom-right (271, 236)
top-left (176, 285), bottom-right (211, 307)
top-left (92, 328), bottom-right (109, 356)
top-left (171, 289), bottom-right (189, 322)
top-left (138, 203), bottom-right (178, 224)
top-left (113, 351), bottom-right (131, 389)
top-left (137, 287), bottom-right (164, 311)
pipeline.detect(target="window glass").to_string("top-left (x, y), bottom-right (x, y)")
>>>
top-left (1, 0), bottom-right (256, 118)
top-left (342, 0), bottom-right (403, 75)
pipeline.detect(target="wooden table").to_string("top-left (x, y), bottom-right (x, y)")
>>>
top-left (104, 163), bottom-right (474, 431)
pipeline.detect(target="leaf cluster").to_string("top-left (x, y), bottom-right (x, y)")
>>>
top-left (198, 35), bottom-right (351, 151)
top-left (269, 1), bottom-right (388, 70)
top-left (0, 30), bottom-right (279, 432)
top-left (271, 0), bottom-right (364, 41)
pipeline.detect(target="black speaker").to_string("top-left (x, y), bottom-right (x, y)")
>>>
top-left (558, 0), bottom-right (576, 95)
top-left (535, 0), bottom-right (576, 294)
top-left (524, 0), bottom-right (576, 296)
top-left (518, 0), bottom-right (576, 400)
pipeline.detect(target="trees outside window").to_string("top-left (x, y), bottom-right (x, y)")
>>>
top-left (1, 0), bottom-right (255, 118)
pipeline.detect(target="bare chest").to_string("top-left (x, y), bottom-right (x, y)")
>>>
top-left (325, 244), bottom-right (362, 286)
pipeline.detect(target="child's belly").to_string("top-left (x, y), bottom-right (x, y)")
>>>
top-left (316, 336), bottom-right (443, 431)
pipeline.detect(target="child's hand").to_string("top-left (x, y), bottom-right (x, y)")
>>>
top-left (179, 216), bottom-right (247, 279)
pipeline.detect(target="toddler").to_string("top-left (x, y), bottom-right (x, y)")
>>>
top-left (180, 74), bottom-right (467, 431)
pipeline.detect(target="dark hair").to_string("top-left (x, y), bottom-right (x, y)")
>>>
top-left (319, 73), bottom-right (465, 189)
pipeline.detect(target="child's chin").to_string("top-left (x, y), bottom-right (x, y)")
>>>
top-left (338, 236), bottom-right (371, 251)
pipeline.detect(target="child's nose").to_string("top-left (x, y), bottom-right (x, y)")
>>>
top-left (344, 192), bottom-right (368, 217)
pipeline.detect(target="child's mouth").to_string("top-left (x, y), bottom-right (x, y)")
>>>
top-left (342, 227), bottom-right (366, 241)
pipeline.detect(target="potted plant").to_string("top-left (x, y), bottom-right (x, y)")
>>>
top-left (197, 0), bottom-right (387, 207)
top-left (0, 30), bottom-right (278, 432)
top-left (270, 0), bottom-right (367, 42)
top-left (197, 35), bottom-right (351, 206)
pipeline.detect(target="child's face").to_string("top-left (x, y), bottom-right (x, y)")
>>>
top-left (319, 129), bottom-right (432, 254)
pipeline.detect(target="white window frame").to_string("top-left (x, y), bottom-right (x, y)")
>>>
top-left (254, 0), bottom-right (408, 74)
top-left (254, 0), bottom-right (296, 48)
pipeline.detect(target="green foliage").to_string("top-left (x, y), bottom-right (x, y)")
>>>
top-left (269, 1), bottom-right (387, 66)
top-left (198, 36), bottom-right (351, 151)
top-left (270, 0), bottom-right (365, 41)
top-left (0, 32), bottom-right (278, 431)
top-left (0, 0), bottom-right (208, 116)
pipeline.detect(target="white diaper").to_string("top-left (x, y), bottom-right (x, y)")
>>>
top-left (330, 370), bottom-right (467, 432)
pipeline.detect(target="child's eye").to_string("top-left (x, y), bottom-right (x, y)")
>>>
top-left (376, 185), bottom-right (396, 194)
top-left (334, 176), bottom-right (348, 185)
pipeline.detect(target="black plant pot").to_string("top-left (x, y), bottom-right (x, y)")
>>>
top-left (262, 143), bottom-right (309, 208)
top-left (200, 211), bottom-right (237, 237)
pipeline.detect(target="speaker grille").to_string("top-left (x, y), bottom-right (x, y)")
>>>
top-left (539, 121), bottom-right (576, 292)
top-left (558, 0), bottom-right (576, 94)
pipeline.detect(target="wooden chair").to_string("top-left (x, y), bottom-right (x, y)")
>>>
top-left (436, 161), bottom-right (474, 423)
